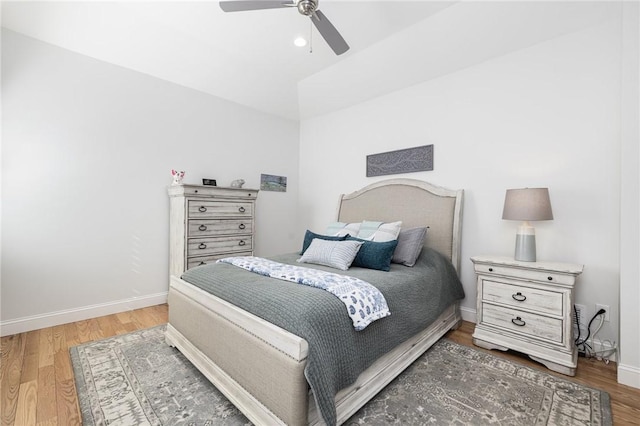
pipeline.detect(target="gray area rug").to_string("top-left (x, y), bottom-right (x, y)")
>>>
top-left (70, 325), bottom-right (612, 425)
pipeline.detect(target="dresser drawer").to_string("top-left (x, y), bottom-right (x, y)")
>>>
top-left (475, 263), bottom-right (575, 285)
top-left (188, 201), bottom-right (253, 219)
top-left (187, 252), bottom-right (253, 270)
top-left (188, 236), bottom-right (252, 256)
top-left (481, 304), bottom-right (563, 344)
top-left (188, 219), bottom-right (252, 237)
top-left (482, 280), bottom-right (563, 317)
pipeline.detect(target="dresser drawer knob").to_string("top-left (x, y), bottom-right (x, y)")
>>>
top-left (239, 223), bottom-right (246, 230)
top-left (238, 240), bottom-right (246, 246)
top-left (512, 292), bottom-right (527, 302)
top-left (198, 261), bottom-right (206, 266)
top-left (198, 206), bottom-right (207, 212)
top-left (511, 316), bottom-right (526, 327)
top-left (238, 206), bottom-right (246, 213)
top-left (547, 276), bottom-right (553, 281)
top-left (488, 267), bottom-right (493, 272)
top-left (198, 225), bottom-right (207, 231)
top-left (198, 243), bottom-right (207, 249)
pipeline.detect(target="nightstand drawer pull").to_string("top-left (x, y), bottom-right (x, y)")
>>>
top-left (198, 261), bottom-right (206, 266)
top-left (198, 225), bottom-right (207, 231)
top-left (198, 206), bottom-right (207, 212)
top-left (239, 223), bottom-right (246, 230)
top-left (198, 243), bottom-right (207, 249)
top-left (547, 276), bottom-right (553, 281)
top-left (239, 207), bottom-right (246, 213)
top-left (512, 292), bottom-right (527, 302)
top-left (488, 267), bottom-right (494, 272)
top-left (238, 240), bottom-right (246, 246)
top-left (511, 316), bottom-right (526, 327)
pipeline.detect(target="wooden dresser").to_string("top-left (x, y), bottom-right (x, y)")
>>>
top-left (168, 184), bottom-right (258, 278)
top-left (471, 255), bottom-right (583, 376)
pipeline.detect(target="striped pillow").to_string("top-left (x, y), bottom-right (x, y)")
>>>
top-left (357, 221), bottom-right (402, 242)
top-left (297, 239), bottom-right (364, 271)
top-left (325, 222), bottom-right (361, 237)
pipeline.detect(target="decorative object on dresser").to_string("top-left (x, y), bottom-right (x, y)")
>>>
top-left (171, 169), bottom-right (185, 185)
top-left (502, 187), bottom-right (554, 262)
top-left (202, 178), bottom-right (217, 186)
top-left (168, 184), bottom-right (258, 277)
top-left (230, 179), bottom-right (245, 188)
top-left (471, 255), bottom-right (583, 376)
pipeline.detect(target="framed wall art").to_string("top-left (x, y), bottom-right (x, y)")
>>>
top-left (366, 144), bottom-right (433, 177)
top-left (260, 174), bottom-right (287, 192)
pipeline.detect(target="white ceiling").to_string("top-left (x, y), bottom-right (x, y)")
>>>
top-left (2, 1), bottom-right (454, 120)
top-left (1, 1), bottom-right (621, 120)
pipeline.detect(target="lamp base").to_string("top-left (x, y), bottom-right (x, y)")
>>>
top-left (514, 234), bottom-right (537, 262)
top-left (514, 222), bottom-right (536, 262)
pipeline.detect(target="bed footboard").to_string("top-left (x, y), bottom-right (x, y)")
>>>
top-left (167, 279), bottom-right (309, 425)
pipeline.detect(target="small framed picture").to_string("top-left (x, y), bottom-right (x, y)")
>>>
top-left (202, 179), bottom-right (217, 186)
top-left (260, 174), bottom-right (287, 192)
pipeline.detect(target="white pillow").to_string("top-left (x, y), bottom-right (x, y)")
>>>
top-left (325, 222), bottom-right (361, 237)
top-left (297, 239), bottom-right (363, 270)
top-left (357, 221), bottom-right (402, 242)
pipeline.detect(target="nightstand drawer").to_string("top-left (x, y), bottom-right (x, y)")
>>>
top-left (481, 304), bottom-right (563, 344)
top-left (474, 263), bottom-right (576, 285)
top-left (482, 280), bottom-right (563, 317)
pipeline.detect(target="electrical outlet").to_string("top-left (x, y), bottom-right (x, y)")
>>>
top-left (596, 304), bottom-right (610, 322)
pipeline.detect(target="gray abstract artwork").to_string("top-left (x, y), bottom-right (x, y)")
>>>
top-left (366, 145), bottom-right (433, 177)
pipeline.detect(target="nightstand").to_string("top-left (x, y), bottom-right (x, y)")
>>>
top-left (471, 256), bottom-right (583, 376)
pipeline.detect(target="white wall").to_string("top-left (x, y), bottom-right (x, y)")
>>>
top-left (299, 13), bottom-right (622, 345)
top-left (618, 1), bottom-right (640, 388)
top-left (1, 29), bottom-right (300, 334)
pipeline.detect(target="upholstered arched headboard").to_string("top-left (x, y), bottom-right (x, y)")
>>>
top-left (336, 179), bottom-right (464, 273)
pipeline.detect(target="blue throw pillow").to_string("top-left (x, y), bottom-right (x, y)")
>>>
top-left (346, 236), bottom-right (398, 272)
top-left (300, 230), bottom-right (348, 255)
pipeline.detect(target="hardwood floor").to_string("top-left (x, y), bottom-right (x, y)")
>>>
top-left (1, 305), bottom-right (168, 426)
top-left (1, 307), bottom-right (639, 425)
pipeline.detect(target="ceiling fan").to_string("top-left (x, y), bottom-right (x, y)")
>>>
top-left (219, 0), bottom-right (349, 55)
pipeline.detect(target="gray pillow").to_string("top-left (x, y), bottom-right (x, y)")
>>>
top-left (391, 227), bottom-right (428, 267)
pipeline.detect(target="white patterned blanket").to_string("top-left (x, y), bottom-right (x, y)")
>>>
top-left (217, 256), bottom-right (391, 330)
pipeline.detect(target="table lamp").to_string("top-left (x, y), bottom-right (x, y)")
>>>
top-left (502, 188), bottom-right (553, 262)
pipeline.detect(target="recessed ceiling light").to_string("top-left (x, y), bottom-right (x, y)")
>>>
top-left (294, 37), bottom-right (308, 47)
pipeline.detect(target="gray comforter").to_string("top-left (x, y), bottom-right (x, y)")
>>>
top-left (181, 248), bottom-right (465, 426)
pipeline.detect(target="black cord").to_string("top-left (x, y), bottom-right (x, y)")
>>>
top-left (573, 305), bottom-right (582, 345)
top-left (576, 309), bottom-right (606, 350)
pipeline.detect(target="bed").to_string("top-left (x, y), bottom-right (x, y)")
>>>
top-left (165, 178), bottom-right (464, 426)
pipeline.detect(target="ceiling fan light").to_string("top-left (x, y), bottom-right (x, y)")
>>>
top-left (294, 37), bottom-right (308, 47)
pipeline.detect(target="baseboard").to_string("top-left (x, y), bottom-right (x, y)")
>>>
top-left (618, 363), bottom-right (640, 389)
top-left (459, 305), bottom-right (477, 324)
top-left (0, 292), bottom-right (168, 337)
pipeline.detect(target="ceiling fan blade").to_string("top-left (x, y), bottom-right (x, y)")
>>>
top-left (310, 10), bottom-right (349, 55)
top-left (219, 1), bottom-right (295, 12)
